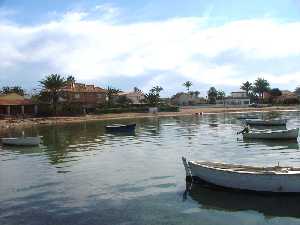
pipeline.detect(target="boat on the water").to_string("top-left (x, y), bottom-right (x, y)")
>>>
top-left (1, 136), bottom-right (41, 146)
top-left (245, 119), bottom-right (287, 126)
top-left (237, 115), bottom-right (259, 120)
top-left (105, 124), bottom-right (136, 133)
top-left (182, 157), bottom-right (300, 193)
top-left (242, 128), bottom-right (299, 140)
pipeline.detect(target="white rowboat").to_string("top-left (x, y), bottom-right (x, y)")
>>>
top-left (242, 128), bottom-right (299, 140)
top-left (245, 119), bottom-right (287, 126)
top-left (182, 157), bottom-right (300, 193)
top-left (1, 137), bottom-right (41, 146)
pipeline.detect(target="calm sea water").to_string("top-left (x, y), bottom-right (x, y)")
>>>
top-left (1, 111), bottom-right (300, 225)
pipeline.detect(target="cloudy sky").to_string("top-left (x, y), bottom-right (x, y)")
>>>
top-left (1, 0), bottom-right (300, 96)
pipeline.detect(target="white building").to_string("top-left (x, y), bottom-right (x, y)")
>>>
top-left (231, 91), bottom-right (248, 98)
top-left (117, 90), bottom-right (145, 104)
top-left (216, 91), bottom-right (250, 106)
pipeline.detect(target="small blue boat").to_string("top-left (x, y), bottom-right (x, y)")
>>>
top-left (105, 124), bottom-right (136, 133)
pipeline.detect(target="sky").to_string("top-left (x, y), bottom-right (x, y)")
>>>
top-left (1, 0), bottom-right (300, 96)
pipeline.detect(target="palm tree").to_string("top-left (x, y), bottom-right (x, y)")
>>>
top-left (40, 74), bottom-right (66, 115)
top-left (217, 90), bottom-right (225, 100)
top-left (193, 91), bottom-right (200, 97)
top-left (66, 75), bottom-right (76, 84)
top-left (183, 81), bottom-right (192, 92)
top-left (253, 77), bottom-right (270, 103)
top-left (241, 81), bottom-right (252, 96)
top-left (133, 87), bottom-right (140, 93)
top-left (145, 86), bottom-right (164, 106)
top-left (207, 87), bottom-right (218, 104)
top-left (106, 86), bottom-right (121, 105)
top-left (1, 86), bottom-right (25, 96)
top-left (151, 86), bottom-right (163, 94)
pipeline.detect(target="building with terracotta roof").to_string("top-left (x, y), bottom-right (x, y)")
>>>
top-left (58, 82), bottom-right (107, 112)
top-left (0, 93), bottom-right (37, 116)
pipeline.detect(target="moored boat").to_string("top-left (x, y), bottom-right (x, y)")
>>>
top-left (105, 124), bottom-right (136, 133)
top-left (245, 119), bottom-right (287, 126)
top-left (242, 128), bottom-right (299, 140)
top-left (182, 157), bottom-right (300, 193)
top-left (1, 136), bottom-right (41, 146)
top-left (237, 115), bottom-right (259, 120)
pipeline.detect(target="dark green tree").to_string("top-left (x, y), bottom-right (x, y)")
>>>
top-left (216, 90), bottom-right (226, 100)
top-left (1, 86), bottom-right (25, 96)
top-left (269, 88), bottom-right (282, 97)
top-left (66, 75), bottom-right (76, 84)
top-left (295, 87), bottom-right (300, 96)
top-left (183, 81), bottom-right (192, 92)
top-left (207, 87), bottom-right (218, 104)
top-left (106, 86), bottom-right (121, 106)
top-left (40, 74), bottom-right (66, 115)
top-left (116, 95), bottom-right (133, 105)
top-left (240, 81), bottom-right (252, 96)
top-left (144, 86), bottom-right (163, 106)
top-left (253, 77), bottom-right (270, 103)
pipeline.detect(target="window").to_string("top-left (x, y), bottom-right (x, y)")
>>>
top-left (75, 93), bottom-right (80, 99)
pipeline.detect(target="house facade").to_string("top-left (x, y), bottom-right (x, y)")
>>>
top-left (231, 91), bottom-right (248, 98)
top-left (0, 93), bottom-right (37, 116)
top-left (58, 82), bottom-right (107, 112)
top-left (216, 91), bottom-right (250, 106)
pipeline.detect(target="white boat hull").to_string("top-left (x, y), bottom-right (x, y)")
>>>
top-left (183, 158), bottom-right (300, 193)
top-left (1, 137), bottom-right (41, 146)
top-left (245, 119), bottom-right (287, 126)
top-left (243, 128), bottom-right (299, 140)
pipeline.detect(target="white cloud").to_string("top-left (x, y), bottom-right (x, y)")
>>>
top-left (1, 10), bottom-right (300, 92)
top-left (94, 3), bottom-right (120, 20)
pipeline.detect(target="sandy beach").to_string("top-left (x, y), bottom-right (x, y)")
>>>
top-left (0, 105), bottom-right (298, 131)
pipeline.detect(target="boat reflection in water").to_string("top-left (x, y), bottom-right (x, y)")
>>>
top-left (185, 181), bottom-right (300, 218)
top-left (241, 139), bottom-right (299, 150)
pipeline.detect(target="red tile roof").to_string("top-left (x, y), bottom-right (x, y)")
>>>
top-left (0, 99), bottom-right (34, 106)
top-left (62, 83), bottom-right (107, 93)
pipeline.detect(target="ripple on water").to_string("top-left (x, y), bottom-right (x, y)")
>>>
top-left (1, 111), bottom-right (300, 225)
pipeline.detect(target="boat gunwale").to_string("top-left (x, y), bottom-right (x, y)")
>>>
top-left (244, 128), bottom-right (299, 136)
top-left (190, 161), bottom-right (300, 175)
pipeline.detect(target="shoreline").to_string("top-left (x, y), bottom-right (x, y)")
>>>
top-left (0, 106), bottom-right (299, 131)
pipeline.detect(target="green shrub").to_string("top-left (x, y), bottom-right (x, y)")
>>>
top-left (96, 104), bottom-right (179, 114)
top-left (96, 106), bottom-right (149, 114)
top-left (60, 103), bottom-right (84, 116)
top-left (159, 105), bottom-right (179, 112)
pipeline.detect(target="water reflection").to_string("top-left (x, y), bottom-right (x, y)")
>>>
top-left (1, 111), bottom-right (300, 225)
top-left (240, 139), bottom-right (300, 150)
top-left (0, 145), bottom-right (44, 155)
top-left (187, 182), bottom-right (300, 218)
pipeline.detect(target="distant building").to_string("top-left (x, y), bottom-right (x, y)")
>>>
top-left (217, 91), bottom-right (250, 106)
top-left (231, 91), bottom-right (248, 98)
top-left (275, 90), bottom-right (298, 104)
top-left (58, 82), bottom-right (107, 112)
top-left (171, 92), bottom-right (206, 105)
top-left (0, 93), bottom-right (37, 116)
top-left (117, 90), bottom-right (145, 104)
